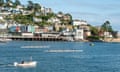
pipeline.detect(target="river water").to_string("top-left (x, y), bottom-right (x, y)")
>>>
top-left (0, 41), bottom-right (120, 72)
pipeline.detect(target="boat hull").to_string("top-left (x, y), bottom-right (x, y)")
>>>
top-left (14, 61), bottom-right (37, 68)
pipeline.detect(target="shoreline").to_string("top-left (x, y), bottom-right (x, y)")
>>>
top-left (1, 36), bottom-right (120, 42)
top-left (103, 38), bottom-right (120, 42)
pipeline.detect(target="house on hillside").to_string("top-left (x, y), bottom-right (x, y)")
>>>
top-left (45, 8), bottom-right (53, 13)
top-left (41, 7), bottom-right (53, 15)
top-left (33, 17), bottom-right (42, 22)
top-left (73, 19), bottom-right (87, 26)
top-left (47, 17), bottom-right (61, 24)
top-left (22, 10), bottom-right (33, 15)
top-left (73, 19), bottom-right (91, 38)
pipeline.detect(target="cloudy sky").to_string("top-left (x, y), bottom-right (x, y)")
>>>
top-left (20, 0), bottom-right (120, 31)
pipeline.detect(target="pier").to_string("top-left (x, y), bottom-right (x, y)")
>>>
top-left (0, 36), bottom-right (70, 41)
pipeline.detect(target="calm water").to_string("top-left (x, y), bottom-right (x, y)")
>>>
top-left (0, 41), bottom-right (120, 72)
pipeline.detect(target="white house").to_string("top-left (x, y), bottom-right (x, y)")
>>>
top-left (22, 32), bottom-right (34, 37)
top-left (33, 17), bottom-right (42, 22)
top-left (45, 8), bottom-right (53, 13)
top-left (117, 32), bottom-right (120, 38)
top-left (104, 32), bottom-right (113, 38)
top-left (73, 19), bottom-right (87, 26)
top-left (47, 17), bottom-right (61, 23)
top-left (0, 23), bottom-right (8, 29)
top-left (0, 16), bottom-right (3, 20)
top-left (41, 7), bottom-right (53, 14)
top-left (16, 5), bottom-right (24, 10)
top-left (22, 10), bottom-right (33, 15)
top-left (0, 12), bottom-right (11, 15)
top-left (41, 6), bottom-right (45, 13)
top-left (57, 13), bottom-right (64, 18)
top-left (74, 29), bottom-right (84, 40)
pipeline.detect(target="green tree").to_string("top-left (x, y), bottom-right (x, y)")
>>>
top-left (14, 0), bottom-right (21, 6)
top-left (33, 3), bottom-right (41, 12)
top-left (89, 25), bottom-right (99, 36)
top-left (58, 11), bottom-right (63, 14)
top-left (13, 14), bottom-right (33, 25)
top-left (101, 21), bottom-right (113, 32)
top-left (64, 13), bottom-right (73, 25)
top-left (87, 25), bottom-right (101, 40)
top-left (5, 0), bottom-right (13, 7)
top-left (6, 0), bottom-right (9, 3)
top-left (27, 0), bottom-right (34, 10)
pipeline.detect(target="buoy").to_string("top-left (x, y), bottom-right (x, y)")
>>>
top-left (89, 43), bottom-right (94, 46)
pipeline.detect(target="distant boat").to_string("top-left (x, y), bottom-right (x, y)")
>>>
top-left (14, 57), bottom-right (37, 68)
top-left (14, 61), bottom-right (37, 68)
top-left (89, 43), bottom-right (94, 46)
top-left (0, 38), bottom-right (12, 42)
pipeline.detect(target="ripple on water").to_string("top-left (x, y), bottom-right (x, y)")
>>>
top-left (45, 49), bottom-right (83, 53)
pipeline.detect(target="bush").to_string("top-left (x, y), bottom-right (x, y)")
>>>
top-left (87, 36), bottom-right (100, 40)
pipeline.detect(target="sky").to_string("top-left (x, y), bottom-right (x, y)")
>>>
top-left (19, 0), bottom-right (120, 31)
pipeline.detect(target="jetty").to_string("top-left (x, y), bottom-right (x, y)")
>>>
top-left (0, 36), bottom-right (72, 41)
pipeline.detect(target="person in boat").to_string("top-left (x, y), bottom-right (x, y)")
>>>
top-left (21, 61), bottom-right (24, 64)
top-left (89, 43), bottom-right (94, 46)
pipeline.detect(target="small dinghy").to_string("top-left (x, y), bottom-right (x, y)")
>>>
top-left (0, 38), bottom-right (12, 43)
top-left (14, 57), bottom-right (37, 68)
top-left (14, 61), bottom-right (37, 68)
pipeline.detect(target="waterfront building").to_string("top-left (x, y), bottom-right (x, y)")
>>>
top-left (34, 26), bottom-right (40, 33)
top-left (22, 32), bottom-right (34, 37)
top-left (0, 23), bottom-right (7, 29)
top-left (117, 32), bottom-right (120, 38)
top-left (104, 31), bottom-right (113, 38)
top-left (0, 11), bottom-right (11, 16)
top-left (41, 32), bottom-right (60, 38)
top-left (0, 16), bottom-right (3, 20)
top-left (74, 29), bottom-right (84, 40)
top-left (62, 31), bottom-right (73, 36)
top-left (20, 26), bottom-right (28, 32)
top-left (27, 25), bottom-right (35, 33)
top-left (84, 30), bottom-right (91, 37)
top-left (73, 19), bottom-right (91, 39)
top-left (79, 24), bottom-right (91, 38)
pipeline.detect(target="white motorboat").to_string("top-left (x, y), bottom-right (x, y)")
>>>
top-left (0, 38), bottom-right (12, 42)
top-left (14, 61), bottom-right (37, 68)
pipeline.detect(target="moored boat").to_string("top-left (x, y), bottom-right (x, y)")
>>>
top-left (0, 38), bottom-right (12, 42)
